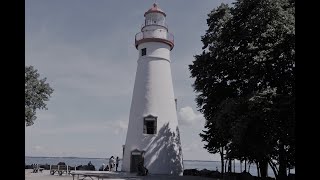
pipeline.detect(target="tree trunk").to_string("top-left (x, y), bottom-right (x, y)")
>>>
top-left (245, 160), bottom-right (247, 172)
top-left (248, 163), bottom-right (251, 173)
top-left (256, 162), bottom-right (260, 177)
top-left (259, 158), bottom-right (268, 177)
top-left (278, 142), bottom-right (287, 180)
top-left (225, 159), bottom-right (227, 173)
top-left (220, 147), bottom-right (224, 175)
top-left (228, 159), bottom-right (232, 172)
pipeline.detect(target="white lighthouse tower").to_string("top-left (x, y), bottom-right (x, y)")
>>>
top-left (122, 3), bottom-right (183, 175)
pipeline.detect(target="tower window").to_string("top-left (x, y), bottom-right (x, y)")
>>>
top-left (143, 115), bottom-right (157, 134)
top-left (141, 48), bottom-right (146, 56)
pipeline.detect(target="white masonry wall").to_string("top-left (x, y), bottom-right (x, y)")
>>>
top-left (122, 41), bottom-right (184, 175)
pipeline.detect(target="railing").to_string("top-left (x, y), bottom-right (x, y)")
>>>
top-left (135, 29), bottom-right (174, 48)
top-left (141, 21), bottom-right (168, 29)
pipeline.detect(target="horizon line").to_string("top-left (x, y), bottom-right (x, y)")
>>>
top-left (25, 156), bottom-right (219, 162)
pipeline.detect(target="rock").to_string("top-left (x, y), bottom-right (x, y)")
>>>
top-left (98, 165), bottom-right (104, 171)
top-left (238, 172), bottom-right (254, 180)
top-left (199, 168), bottom-right (211, 176)
top-left (211, 170), bottom-right (222, 178)
top-left (253, 177), bottom-right (275, 180)
top-left (223, 172), bottom-right (238, 180)
top-left (87, 164), bottom-right (95, 171)
top-left (76, 164), bottom-right (95, 171)
top-left (39, 164), bottom-right (50, 170)
top-left (288, 174), bottom-right (295, 180)
top-left (183, 169), bottom-right (200, 176)
top-left (25, 164), bottom-right (33, 169)
top-left (104, 165), bottom-right (110, 171)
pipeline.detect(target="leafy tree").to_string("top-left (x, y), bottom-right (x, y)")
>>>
top-left (264, 93), bottom-right (295, 178)
top-left (189, 0), bottom-right (294, 179)
top-left (200, 117), bottom-right (229, 174)
top-left (25, 66), bottom-right (54, 126)
top-left (195, 3), bottom-right (233, 174)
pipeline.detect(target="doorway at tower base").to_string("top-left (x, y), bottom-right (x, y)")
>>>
top-left (123, 123), bottom-right (184, 175)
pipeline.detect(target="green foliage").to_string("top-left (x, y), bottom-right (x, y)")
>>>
top-left (25, 66), bottom-right (54, 126)
top-left (189, 0), bottom-right (294, 178)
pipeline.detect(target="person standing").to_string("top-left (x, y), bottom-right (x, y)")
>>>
top-left (116, 157), bottom-right (120, 171)
top-left (109, 156), bottom-right (115, 171)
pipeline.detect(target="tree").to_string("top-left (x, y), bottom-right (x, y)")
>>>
top-left (189, 0), bottom-right (294, 179)
top-left (195, 3), bottom-right (233, 175)
top-left (200, 118), bottom-right (229, 175)
top-left (230, 91), bottom-right (278, 177)
top-left (25, 66), bottom-right (54, 126)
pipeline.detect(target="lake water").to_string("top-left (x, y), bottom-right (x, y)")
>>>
top-left (25, 156), bottom-right (294, 178)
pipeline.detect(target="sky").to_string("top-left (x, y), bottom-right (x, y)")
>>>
top-left (25, 0), bottom-right (234, 161)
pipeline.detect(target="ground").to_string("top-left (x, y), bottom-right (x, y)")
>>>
top-left (25, 169), bottom-right (220, 180)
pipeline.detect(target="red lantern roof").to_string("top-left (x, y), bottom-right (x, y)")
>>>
top-left (144, 3), bottom-right (166, 17)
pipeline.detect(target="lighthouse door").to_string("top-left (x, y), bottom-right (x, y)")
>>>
top-left (130, 150), bottom-right (144, 172)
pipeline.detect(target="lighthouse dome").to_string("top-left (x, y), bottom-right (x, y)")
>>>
top-left (144, 3), bottom-right (166, 17)
top-left (135, 3), bottom-right (174, 50)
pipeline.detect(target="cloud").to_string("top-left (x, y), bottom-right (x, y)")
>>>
top-left (25, 0), bottom-right (230, 160)
top-left (33, 145), bottom-right (45, 153)
top-left (108, 119), bottom-right (129, 135)
top-left (33, 118), bottom-right (128, 136)
top-left (182, 142), bottom-right (199, 152)
top-left (35, 111), bottom-right (56, 122)
top-left (26, 34), bottom-right (136, 99)
top-left (178, 106), bottom-right (204, 126)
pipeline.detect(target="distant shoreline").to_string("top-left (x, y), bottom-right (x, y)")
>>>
top-left (25, 156), bottom-right (219, 162)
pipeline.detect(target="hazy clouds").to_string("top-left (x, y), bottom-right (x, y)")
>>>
top-left (25, 0), bottom-right (234, 160)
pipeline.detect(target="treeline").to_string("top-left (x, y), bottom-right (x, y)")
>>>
top-left (189, 0), bottom-right (295, 180)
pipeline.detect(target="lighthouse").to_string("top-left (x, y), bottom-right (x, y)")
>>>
top-left (122, 3), bottom-right (183, 175)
